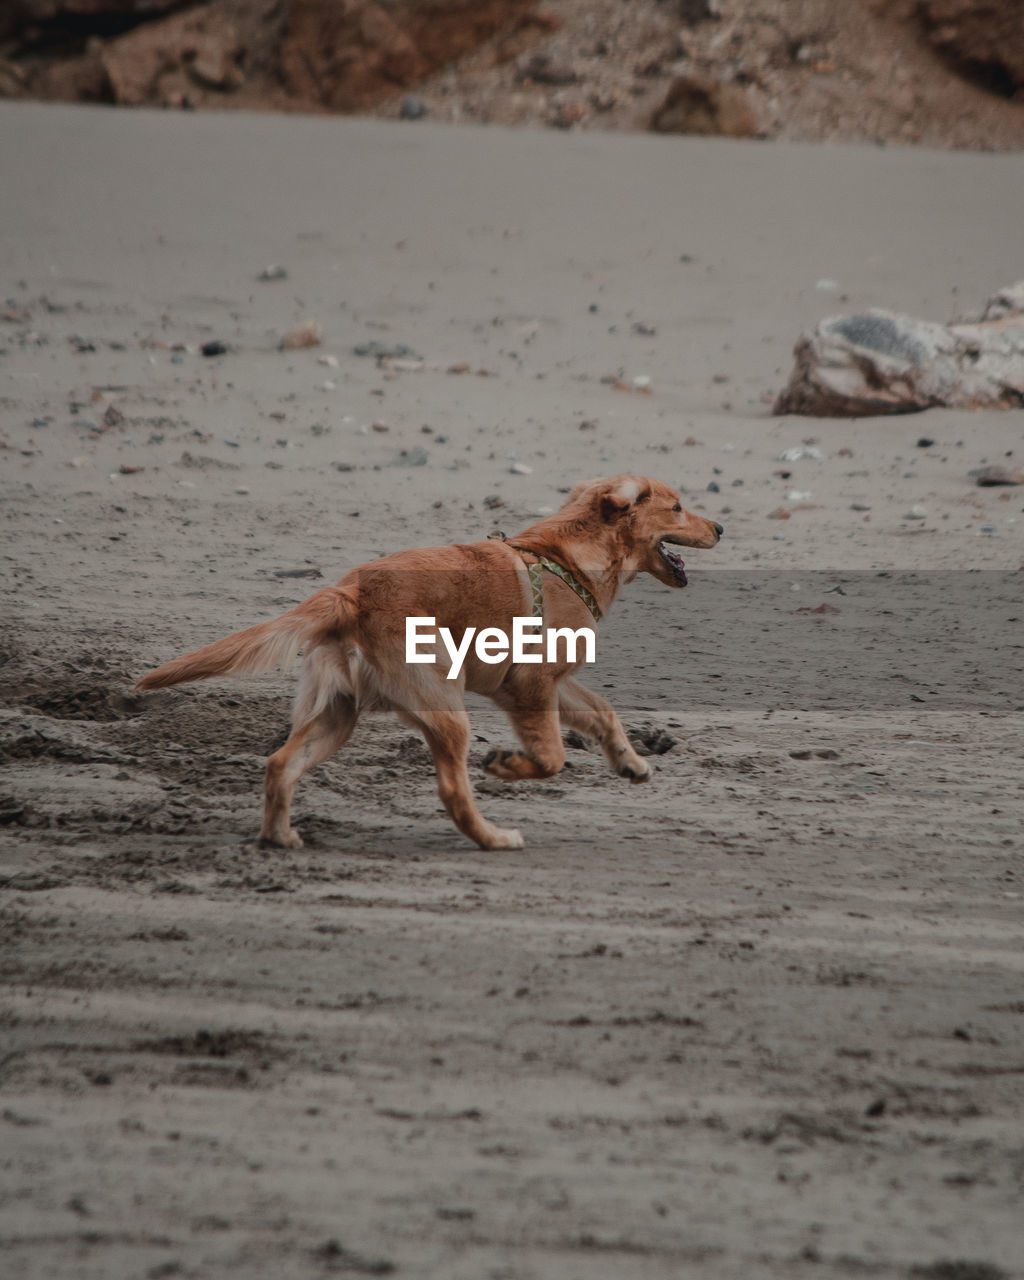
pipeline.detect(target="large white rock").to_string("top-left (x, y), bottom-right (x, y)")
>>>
top-left (775, 283), bottom-right (1024, 416)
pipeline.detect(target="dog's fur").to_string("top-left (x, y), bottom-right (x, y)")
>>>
top-left (136, 475), bottom-right (721, 849)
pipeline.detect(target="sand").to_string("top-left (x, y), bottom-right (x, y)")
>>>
top-left (1, 102), bottom-right (1023, 1279)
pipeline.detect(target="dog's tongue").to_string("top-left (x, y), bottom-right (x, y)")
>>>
top-left (661, 543), bottom-right (688, 584)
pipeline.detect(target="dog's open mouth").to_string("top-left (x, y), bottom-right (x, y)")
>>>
top-left (658, 541), bottom-right (688, 586)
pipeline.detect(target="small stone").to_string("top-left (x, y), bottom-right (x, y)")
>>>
top-left (706, 481), bottom-right (720, 493)
top-left (650, 74), bottom-right (759, 138)
top-left (257, 265), bottom-right (288, 282)
top-left (510, 461), bottom-right (532, 475)
top-left (970, 464), bottom-right (1024, 486)
top-left (354, 340), bottom-right (419, 361)
top-left (280, 320), bottom-right (323, 350)
top-left (201, 340), bottom-right (229, 357)
top-left (399, 94), bottom-right (426, 120)
top-left (389, 447), bottom-right (429, 467)
top-left (516, 51), bottom-right (578, 86)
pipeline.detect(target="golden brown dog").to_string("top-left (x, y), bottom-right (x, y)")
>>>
top-left (136, 475), bottom-right (721, 850)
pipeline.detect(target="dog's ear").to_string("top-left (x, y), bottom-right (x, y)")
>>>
top-left (564, 477), bottom-right (603, 506)
top-left (599, 477), bottom-right (648, 520)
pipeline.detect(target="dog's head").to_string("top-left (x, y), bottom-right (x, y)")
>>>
top-left (564, 475), bottom-right (722, 587)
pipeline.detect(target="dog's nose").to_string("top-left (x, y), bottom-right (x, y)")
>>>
top-left (713, 521), bottom-right (724, 538)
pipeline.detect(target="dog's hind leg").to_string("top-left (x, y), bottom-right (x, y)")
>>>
top-left (412, 706), bottom-right (524, 851)
top-left (260, 695), bottom-right (357, 848)
top-left (556, 676), bottom-right (650, 782)
top-left (483, 687), bottom-right (566, 782)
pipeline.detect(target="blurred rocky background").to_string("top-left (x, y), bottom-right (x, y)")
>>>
top-left (1, 0), bottom-right (1022, 148)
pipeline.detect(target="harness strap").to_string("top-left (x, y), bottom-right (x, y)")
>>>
top-left (488, 531), bottom-right (602, 622)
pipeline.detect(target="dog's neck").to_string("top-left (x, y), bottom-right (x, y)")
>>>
top-left (505, 518), bottom-right (640, 617)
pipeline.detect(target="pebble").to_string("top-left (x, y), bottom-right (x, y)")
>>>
top-left (510, 462), bottom-right (533, 475)
top-left (400, 94), bottom-right (426, 120)
top-left (706, 481), bottom-right (720, 493)
top-left (905, 506), bottom-right (927, 520)
top-left (280, 320), bottom-right (323, 350)
top-left (354, 340), bottom-right (419, 360)
top-left (257, 265), bottom-right (288, 282)
top-left (785, 489), bottom-right (812, 502)
top-left (318, 354), bottom-right (340, 368)
top-left (970, 464), bottom-right (1024, 486)
top-left (201, 340), bottom-right (229, 357)
top-left (389, 447), bottom-right (429, 468)
top-left (980, 524), bottom-right (997, 534)
top-left (778, 445), bottom-right (822, 462)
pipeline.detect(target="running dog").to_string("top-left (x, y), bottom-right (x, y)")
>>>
top-left (136, 475), bottom-right (722, 849)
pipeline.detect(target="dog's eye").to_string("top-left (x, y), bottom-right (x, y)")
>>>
top-left (672, 502), bottom-right (682, 512)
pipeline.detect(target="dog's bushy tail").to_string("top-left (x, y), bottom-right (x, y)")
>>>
top-left (135, 588), bottom-right (352, 692)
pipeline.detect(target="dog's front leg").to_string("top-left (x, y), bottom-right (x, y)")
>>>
top-left (484, 687), bottom-right (566, 782)
top-left (417, 707), bottom-right (524, 850)
top-left (556, 676), bottom-right (650, 783)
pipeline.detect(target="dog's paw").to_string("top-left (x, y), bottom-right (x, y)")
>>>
top-left (619, 760), bottom-right (652, 784)
top-left (483, 748), bottom-right (520, 781)
top-left (259, 828), bottom-right (304, 849)
top-left (484, 826), bottom-right (525, 851)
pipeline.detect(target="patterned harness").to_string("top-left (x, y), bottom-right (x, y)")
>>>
top-left (488, 531), bottom-right (602, 623)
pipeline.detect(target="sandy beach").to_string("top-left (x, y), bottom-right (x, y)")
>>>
top-left (1, 102), bottom-right (1023, 1279)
